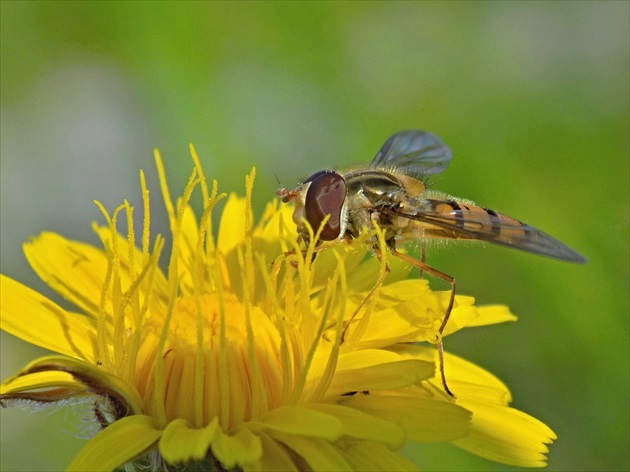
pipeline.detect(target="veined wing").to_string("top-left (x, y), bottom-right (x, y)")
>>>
top-left (382, 198), bottom-right (586, 263)
top-left (371, 130), bottom-right (452, 177)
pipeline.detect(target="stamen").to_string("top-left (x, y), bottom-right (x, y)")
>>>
top-left (189, 144), bottom-right (209, 204)
top-left (139, 170), bottom-right (151, 258)
top-left (308, 251), bottom-right (347, 403)
top-left (342, 225), bottom-right (389, 348)
top-left (154, 150), bottom-right (176, 235)
top-left (154, 165), bottom-right (200, 425)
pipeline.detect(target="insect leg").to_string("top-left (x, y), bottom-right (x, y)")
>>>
top-left (270, 248), bottom-right (299, 274)
top-left (418, 241), bottom-right (427, 279)
top-left (271, 237), bottom-right (348, 273)
top-left (390, 250), bottom-right (456, 398)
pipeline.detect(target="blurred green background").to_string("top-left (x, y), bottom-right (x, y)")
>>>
top-left (1, 2), bottom-right (627, 471)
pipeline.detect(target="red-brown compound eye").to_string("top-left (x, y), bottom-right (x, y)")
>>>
top-left (304, 170), bottom-right (347, 241)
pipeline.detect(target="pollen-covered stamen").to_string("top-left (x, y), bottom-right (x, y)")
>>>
top-left (92, 194), bottom-right (166, 386)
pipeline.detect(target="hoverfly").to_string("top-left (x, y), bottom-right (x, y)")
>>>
top-left (277, 130), bottom-right (585, 396)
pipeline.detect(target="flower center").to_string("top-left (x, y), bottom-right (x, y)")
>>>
top-left (167, 294), bottom-right (246, 350)
top-left (137, 293), bottom-right (283, 430)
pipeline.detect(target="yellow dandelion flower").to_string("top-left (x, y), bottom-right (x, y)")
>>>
top-left (1, 146), bottom-right (555, 471)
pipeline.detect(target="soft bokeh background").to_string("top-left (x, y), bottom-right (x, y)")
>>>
top-left (1, 2), bottom-right (628, 471)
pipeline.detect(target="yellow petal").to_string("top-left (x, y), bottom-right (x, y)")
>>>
top-left (173, 203), bottom-right (199, 295)
top-left (0, 370), bottom-right (90, 403)
top-left (440, 295), bottom-right (478, 335)
top-left (211, 426), bottom-right (263, 468)
top-left (0, 371), bottom-right (87, 399)
top-left (466, 304), bottom-right (518, 327)
top-left (327, 350), bottom-right (434, 396)
top-left (0, 275), bottom-right (96, 361)
top-left (245, 431), bottom-right (299, 472)
top-left (5, 355), bottom-right (143, 415)
top-left (341, 394), bottom-right (471, 442)
top-left (375, 279), bottom-right (436, 309)
top-left (159, 417), bottom-right (218, 463)
top-left (355, 309), bottom-right (427, 347)
top-left (390, 344), bottom-right (512, 404)
top-left (255, 405), bottom-right (342, 440)
top-left (336, 349), bottom-right (416, 370)
top-left (350, 280), bottom-right (441, 347)
top-left (23, 232), bottom-right (109, 316)
top-left (254, 203), bottom-right (296, 263)
top-left (454, 398), bottom-right (556, 467)
top-left (305, 403), bottom-right (406, 449)
top-left (256, 201), bottom-right (293, 241)
top-left (341, 440), bottom-right (420, 471)
top-left (67, 415), bottom-right (162, 471)
top-left (218, 194), bottom-right (247, 255)
top-left (270, 433), bottom-right (353, 471)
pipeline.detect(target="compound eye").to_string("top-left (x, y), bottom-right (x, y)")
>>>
top-left (304, 170), bottom-right (347, 241)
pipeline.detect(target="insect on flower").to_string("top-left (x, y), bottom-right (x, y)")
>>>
top-left (277, 130), bottom-right (586, 396)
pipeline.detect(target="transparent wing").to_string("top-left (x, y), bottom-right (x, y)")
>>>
top-left (382, 199), bottom-right (586, 263)
top-left (370, 130), bottom-right (452, 177)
